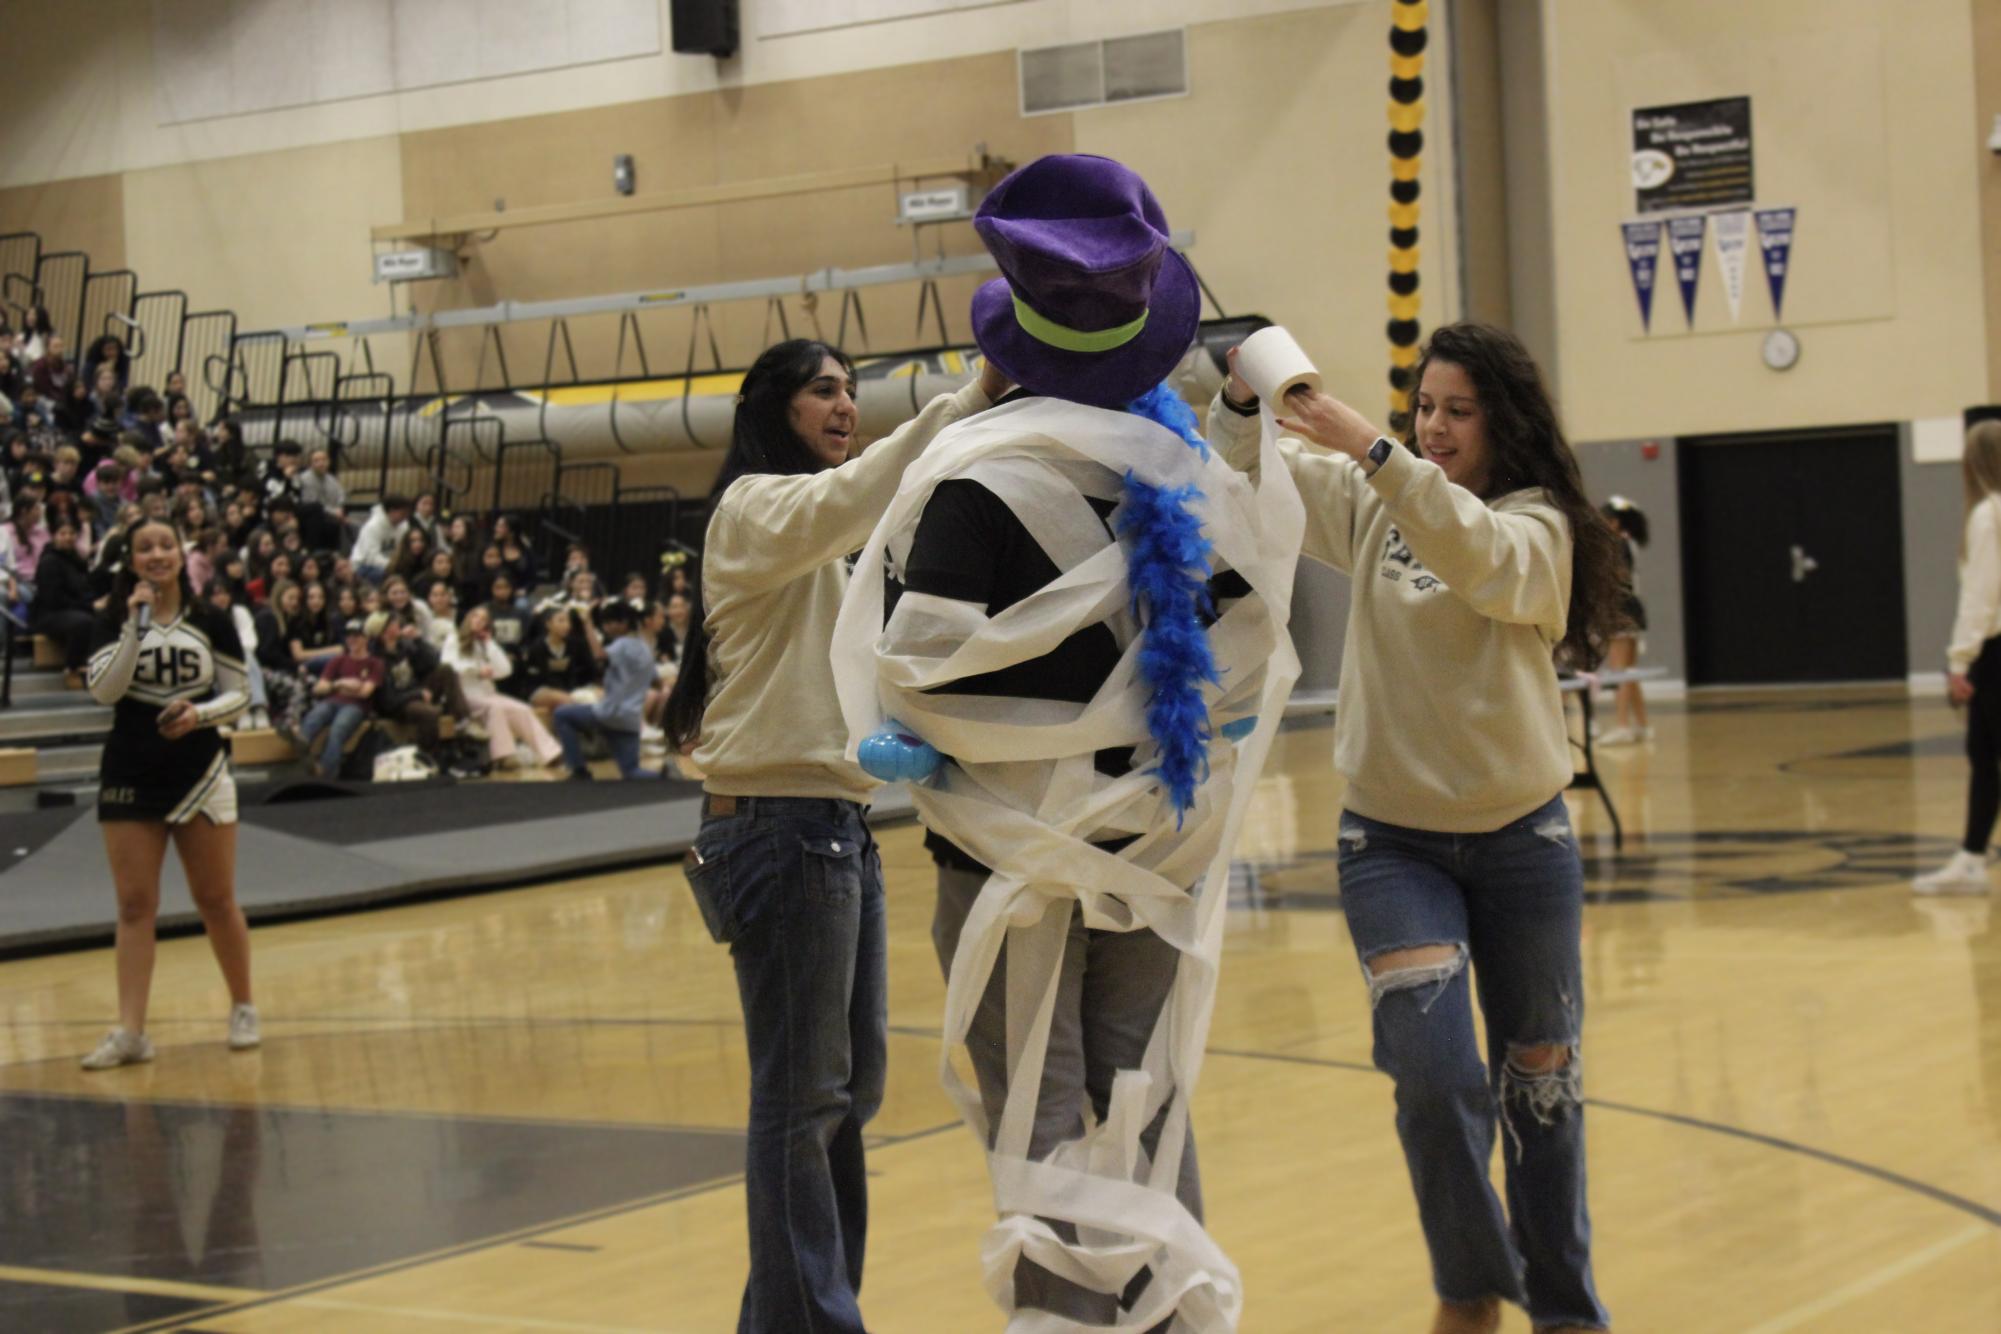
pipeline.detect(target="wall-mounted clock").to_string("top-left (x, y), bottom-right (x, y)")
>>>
top-left (1762, 327), bottom-right (1800, 371)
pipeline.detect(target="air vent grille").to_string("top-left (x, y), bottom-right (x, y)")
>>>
top-left (1020, 30), bottom-right (1187, 117)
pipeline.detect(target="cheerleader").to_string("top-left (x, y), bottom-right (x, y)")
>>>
top-left (81, 517), bottom-right (259, 1070)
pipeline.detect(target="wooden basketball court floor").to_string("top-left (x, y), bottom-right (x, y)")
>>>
top-left (0, 686), bottom-right (1996, 1332)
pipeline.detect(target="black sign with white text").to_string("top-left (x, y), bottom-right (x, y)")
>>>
top-left (1632, 96), bottom-right (1754, 215)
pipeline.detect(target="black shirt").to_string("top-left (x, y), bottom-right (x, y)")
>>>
top-left (31, 547), bottom-right (94, 619)
top-left (514, 634), bottom-right (598, 700)
top-left (378, 637), bottom-right (442, 714)
top-left (896, 450), bottom-right (1250, 873)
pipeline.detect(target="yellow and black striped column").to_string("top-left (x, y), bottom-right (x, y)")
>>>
top-left (1387, 0), bottom-right (1427, 427)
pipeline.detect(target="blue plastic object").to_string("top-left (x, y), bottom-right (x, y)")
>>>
top-left (858, 722), bottom-right (943, 783)
top-left (1219, 715), bottom-right (1259, 742)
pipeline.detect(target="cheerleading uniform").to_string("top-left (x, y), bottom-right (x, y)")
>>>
top-left (88, 606), bottom-right (250, 824)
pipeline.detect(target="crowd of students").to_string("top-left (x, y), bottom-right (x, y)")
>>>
top-left (0, 313), bottom-right (693, 781)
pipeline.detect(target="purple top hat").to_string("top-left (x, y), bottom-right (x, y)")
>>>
top-left (970, 155), bottom-right (1199, 411)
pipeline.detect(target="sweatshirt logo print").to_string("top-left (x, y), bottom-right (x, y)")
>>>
top-left (1381, 527), bottom-right (1447, 594)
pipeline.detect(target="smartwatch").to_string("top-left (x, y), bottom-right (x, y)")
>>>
top-left (1365, 436), bottom-right (1396, 472)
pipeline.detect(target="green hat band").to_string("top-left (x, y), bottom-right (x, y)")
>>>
top-left (1012, 295), bottom-right (1149, 354)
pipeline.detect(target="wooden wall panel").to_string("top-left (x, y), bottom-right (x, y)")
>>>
top-left (0, 174), bottom-right (127, 274)
top-left (395, 50), bottom-right (1070, 391)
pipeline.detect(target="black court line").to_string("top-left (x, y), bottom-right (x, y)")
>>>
top-left (1681, 694), bottom-right (1951, 716)
top-left (516, 1240), bottom-right (601, 1253)
top-left (1201, 1045), bottom-right (2001, 1229)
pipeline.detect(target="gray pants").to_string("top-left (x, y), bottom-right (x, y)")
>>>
top-left (932, 864), bottom-right (1201, 1325)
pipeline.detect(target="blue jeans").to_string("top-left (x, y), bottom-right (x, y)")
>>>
top-left (684, 797), bottom-right (887, 1334)
top-left (243, 656), bottom-right (269, 713)
top-left (551, 702), bottom-right (655, 779)
top-left (298, 698), bottom-right (366, 774)
top-left (1336, 794), bottom-right (1608, 1330)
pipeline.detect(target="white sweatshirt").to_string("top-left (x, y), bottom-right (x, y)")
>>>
top-left (1210, 395), bottom-right (1573, 833)
top-left (1948, 493), bottom-right (2001, 673)
top-left (350, 506), bottom-right (406, 568)
top-left (693, 380), bottom-right (993, 801)
top-left (442, 635), bottom-right (512, 704)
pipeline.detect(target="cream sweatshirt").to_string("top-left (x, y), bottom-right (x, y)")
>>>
top-left (1947, 494), bottom-right (2001, 673)
top-left (1209, 396), bottom-right (1573, 832)
top-left (694, 380), bottom-right (993, 801)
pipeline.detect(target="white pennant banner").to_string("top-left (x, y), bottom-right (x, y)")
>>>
top-left (1711, 210), bottom-right (1752, 323)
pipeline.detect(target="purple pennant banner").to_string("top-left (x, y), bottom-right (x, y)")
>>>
top-left (1754, 206), bottom-right (1795, 320)
top-left (1667, 214), bottom-right (1707, 327)
top-left (1621, 219), bottom-right (1663, 332)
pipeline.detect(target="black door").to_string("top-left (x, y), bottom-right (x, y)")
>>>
top-left (1679, 424), bottom-right (1907, 684)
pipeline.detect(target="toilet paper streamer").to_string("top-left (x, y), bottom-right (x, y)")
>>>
top-left (833, 396), bottom-right (1305, 1331)
top-left (1234, 326), bottom-right (1321, 405)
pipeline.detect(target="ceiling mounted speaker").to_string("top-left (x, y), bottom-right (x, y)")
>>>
top-left (672, 0), bottom-right (737, 58)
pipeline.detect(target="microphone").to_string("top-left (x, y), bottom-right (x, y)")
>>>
top-left (136, 602), bottom-right (151, 633)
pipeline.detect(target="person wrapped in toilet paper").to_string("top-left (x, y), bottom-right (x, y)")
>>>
top-left (832, 155), bottom-right (1304, 1332)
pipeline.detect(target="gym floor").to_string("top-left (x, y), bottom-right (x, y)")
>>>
top-left (0, 687), bottom-right (1995, 1332)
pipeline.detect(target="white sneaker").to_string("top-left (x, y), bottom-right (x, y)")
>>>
top-left (1914, 851), bottom-right (1990, 896)
top-left (1595, 726), bottom-right (1636, 747)
top-left (228, 1003), bottom-right (261, 1050)
top-left (80, 1028), bottom-right (155, 1071)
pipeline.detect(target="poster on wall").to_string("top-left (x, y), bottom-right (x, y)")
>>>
top-left (1631, 96), bottom-right (1754, 215)
top-left (1755, 207), bottom-right (1797, 319)
top-left (1621, 220), bottom-right (1663, 332)
top-left (1711, 211), bottom-right (1751, 322)
top-left (1667, 215), bottom-right (1707, 327)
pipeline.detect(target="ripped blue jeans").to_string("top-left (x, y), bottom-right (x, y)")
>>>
top-left (1336, 794), bottom-right (1608, 1331)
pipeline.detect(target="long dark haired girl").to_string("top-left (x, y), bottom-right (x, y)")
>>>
top-left (1217, 321), bottom-right (1614, 1332)
top-left (1397, 322), bottom-right (1624, 664)
top-left (661, 338), bottom-right (857, 750)
top-left (671, 336), bottom-right (1003, 1331)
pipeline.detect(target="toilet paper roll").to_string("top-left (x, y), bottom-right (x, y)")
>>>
top-left (1236, 326), bottom-right (1322, 404)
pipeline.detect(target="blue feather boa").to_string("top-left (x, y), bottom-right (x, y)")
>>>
top-left (1118, 382), bottom-right (1220, 822)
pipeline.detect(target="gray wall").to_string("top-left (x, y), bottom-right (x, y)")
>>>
top-left (1496, 0), bottom-right (1560, 388)
top-left (1903, 430), bottom-right (1966, 679)
top-left (1574, 437), bottom-right (1687, 682)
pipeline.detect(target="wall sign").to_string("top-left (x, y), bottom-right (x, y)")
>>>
top-left (1632, 96), bottom-right (1754, 215)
